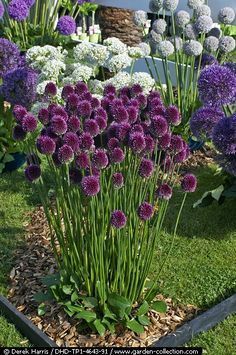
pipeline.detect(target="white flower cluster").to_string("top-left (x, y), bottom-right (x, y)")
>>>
top-left (74, 42), bottom-right (109, 66)
top-left (103, 37), bottom-right (127, 55)
top-left (131, 72), bottom-right (155, 94)
top-left (26, 45), bottom-right (67, 70)
top-left (106, 53), bottom-right (132, 73)
top-left (63, 64), bottom-right (95, 84)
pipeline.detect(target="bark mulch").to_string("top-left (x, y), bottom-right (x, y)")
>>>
top-left (8, 207), bottom-right (199, 347)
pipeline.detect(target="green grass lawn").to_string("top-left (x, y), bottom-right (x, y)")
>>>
top-left (0, 164), bottom-right (236, 349)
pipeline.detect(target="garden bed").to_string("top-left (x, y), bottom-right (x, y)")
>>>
top-left (8, 207), bottom-right (199, 347)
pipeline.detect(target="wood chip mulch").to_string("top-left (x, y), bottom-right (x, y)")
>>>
top-left (8, 207), bottom-right (200, 347)
top-left (181, 146), bottom-right (215, 171)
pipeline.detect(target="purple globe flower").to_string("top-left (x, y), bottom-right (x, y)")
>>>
top-left (136, 93), bottom-right (147, 109)
top-left (217, 153), bottom-right (236, 177)
top-left (212, 114), bottom-right (236, 155)
top-left (62, 84), bottom-right (74, 100)
top-left (116, 122), bottom-right (131, 141)
top-left (75, 81), bottom-right (88, 95)
top-left (24, 0), bottom-right (35, 7)
top-left (1, 67), bottom-right (38, 109)
top-left (81, 175), bottom-right (100, 196)
top-left (76, 151), bottom-right (90, 169)
top-left (156, 183), bottom-right (173, 200)
top-left (150, 115), bottom-right (168, 137)
top-left (170, 135), bottom-right (184, 153)
top-left (13, 124), bottom-right (27, 141)
top-left (51, 105), bottom-right (68, 121)
top-left (130, 84), bottom-right (143, 97)
top-left (93, 149), bottom-right (109, 169)
top-left (194, 53), bottom-right (218, 70)
top-left (37, 135), bottom-right (56, 155)
top-left (181, 174), bottom-right (197, 192)
top-left (190, 106), bottom-right (224, 140)
top-left (91, 97), bottom-right (100, 109)
top-left (0, 39), bottom-right (22, 78)
top-left (45, 82), bottom-right (57, 96)
top-left (198, 64), bottom-right (236, 107)
top-left (127, 106), bottom-right (139, 124)
top-left (79, 132), bottom-right (94, 151)
top-left (63, 131), bottom-right (80, 153)
top-left (69, 167), bottom-right (82, 184)
top-left (51, 116), bottom-right (68, 135)
top-left (139, 158), bottom-right (154, 178)
top-left (22, 113), bottom-right (37, 132)
top-left (67, 93), bottom-right (80, 110)
top-left (110, 147), bottom-right (125, 164)
top-left (8, 0), bottom-right (29, 21)
top-left (162, 155), bottom-right (174, 172)
top-left (77, 100), bottom-right (92, 118)
top-left (165, 105), bottom-right (181, 126)
top-left (130, 124), bottom-right (144, 135)
top-left (173, 149), bottom-right (187, 163)
top-left (129, 132), bottom-right (146, 153)
top-left (57, 16), bottom-right (76, 35)
top-left (68, 115), bottom-right (80, 132)
top-left (84, 119), bottom-right (100, 137)
top-left (112, 105), bottom-right (129, 123)
top-left (112, 172), bottom-right (124, 189)
top-left (110, 210), bottom-right (127, 229)
top-left (159, 132), bottom-right (171, 150)
top-left (96, 116), bottom-right (107, 131)
top-left (120, 86), bottom-right (131, 97)
top-left (107, 137), bottom-right (120, 151)
top-left (94, 107), bottom-right (107, 120)
top-left (13, 105), bottom-right (27, 123)
top-left (104, 84), bottom-right (116, 96)
top-left (58, 144), bottom-right (74, 163)
top-left (144, 135), bottom-right (155, 154)
top-left (25, 164), bottom-right (41, 182)
top-left (38, 108), bottom-right (50, 125)
top-left (138, 202), bottom-right (154, 221)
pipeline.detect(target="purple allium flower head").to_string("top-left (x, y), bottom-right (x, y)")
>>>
top-left (69, 167), bottom-right (82, 185)
top-left (78, 100), bottom-right (92, 118)
top-left (101, 97), bottom-right (110, 110)
top-left (150, 115), bottom-right (168, 137)
top-left (57, 15), bottom-right (76, 35)
top-left (38, 108), bottom-right (50, 125)
top-left (0, 39), bottom-right (22, 78)
top-left (91, 97), bottom-right (100, 109)
top-left (129, 132), bottom-right (146, 153)
top-left (116, 122), bottom-right (131, 141)
top-left (112, 106), bottom-right (129, 123)
top-left (130, 124), bottom-right (144, 135)
top-left (67, 115), bottom-right (80, 133)
top-left (13, 124), bottom-right (27, 141)
top-left (94, 107), bottom-right (108, 120)
top-left (170, 135), bottom-right (184, 153)
top-left (183, 40), bottom-right (203, 56)
top-left (104, 84), bottom-right (116, 96)
top-left (159, 131), bottom-right (171, 150)
top-left (110, 147), bottom-right (125, 163)
top-left (63, 131), bottom-right (80, 153)
top-left (212, 114), bottom-right (236, 155)
top-left (190, 106), bottom-right (224, 140)
top-left (162, 155), bottom-right (174, 172)
top-left (149, 105), bottom-right (166, 119)
top-left (80, 91), bottom-right (93, 102)
top-left (93, 149), bottom-right (109, 169)
top-left (13, 105), bottom-right (27, 123)
top-left (129, 98), bottom-right (139, 108)
top-left (156, 183), bottom-right (172, 200)
top-left (0, 1), bottom-right (4, 18)
top-left (51, 106), bottom-right (68, 121)
top-left (45, 82), bottom-right (57, 96)
top-left (76, 151), bottom-right (90, 169)
top-left (198, 64), bottom-right (236, 107)
top-left (218, 7), bottom-right (235, 25)
top-left (62, 84), bottom-right (74, 100)
top-left (130, 84), bottom-right (143, 97)
top-left (52, 152), bottom-right (62, 167)
top-left (139, 158), bottom-right (154, 178)
top-left (173, 148), bottom-right (187, 163)
top-left (181, 174), bottom-right (197, 192)
top-left (120, 87), bottom-right (131, 97)
top-left (58, 144), bottom-right (74, 163)
top-left (138, 202), bottom-right (154, 221)
top-left (148, 96), bottom-right (163, 110)
top-left (1, 67), bottom-right (38, 109)
top-left (37, 135), bottom-right (56, 155)
top-left (96, 116), bottom-right (107, 131)
top-left (127, 106), bottom-right (139, 124)
top-left (144, 135), bottom-right (155, 154)
top-left (136, 93), bottom-right (147, 109)
top-left (108, 137), bottom-right (120, 151)
top-left (8, 0), bottom-right (29, 21)
top-left (110, 210), bottom-right (127, 229)
top-left (165, 105), bottom-right (181, 126)
top-left (84, 119), bottom-right (100, 137)
top-left (224, 62), bottom-right (236, 76)
top-left (67, 93), bottom-right (80, 110)
top-left (75, 81), bottom-right (88, 96)
top-left (51, 115), bottom-right (67, 135)
top-left (25, 164), bottom-right (41, 182)
top-left (79, 132), bottom-right (94, 151)
top-left (22, 113), bottom-right (37, 132)
top-left (81, 175), bottom-right (100, 196)
top-left (24, 0), bottom-right (35, 7)
top-left (112, 172), bottom-right (124, 189)
top-left (148, 90), bottom-right (161, 103)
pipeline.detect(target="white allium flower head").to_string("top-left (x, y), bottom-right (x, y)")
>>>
top-left (63, 64), bottom-right (94, 84)
top-left (106, 53), bottom-right (132, 73)
top-left (149, 29), bottom-right (162, 44)
top-left (195, 5), bottom-right (211, 17)
top-left (170, 36), bottom-right (183, 51)
top-left (139, 42), bottom-right (151, 56)
top-left (204, 36), bottom-right (219, 52)
top-left (106, 72), bottom-right (132, 90)
top-left (131, 72), bottom-right (155, 94)
top-left (219, 36), bottom-right (236, 53)
top-left (218, 7), bottom-right (235, 25)
top-left (208, 27), bottom-right (222, 39)
top-left (149, 0), bottom-right (163, 12)
top-left (133, 10), bottom-right (148, 27)
top-left (183, 40), bottom-right (203, 56)
top-left (128, 46), bottom-right (144, 58)
top-left (103, 37), bottom-right (127, 55)
top-left (175, 10), bottom-right (190, 28)
top-left (194, 15), bottom-right (213, 34)
top-left (152, 18), bottom-right (167, 34)
top-left (163, 0), bottom-right (179, 12)
top-left (187, 0), bottom-right (204, 10)
top-left (157, 40), bottom-right (174, 57)
top-left (74, 42), bottom-right (92, 62)
top-left (184, 24), bottom-right (197, 40)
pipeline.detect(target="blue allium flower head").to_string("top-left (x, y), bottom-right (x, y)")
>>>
top-left (156, 183), bottom-right (172, 199)
top-left (184, 24), bottom-right (197, 40)
top-left (0, 1), bottom-right (5, 18)
top-left (219, 36), bottom-right (235, 53)
top-left (112, 172), bottom-right (124, 189)
top-left (13, 124), bottom-right (27, 141)
top-left (1, 67), bottom-right (38, 109)
top-left (8, 0), bottom-right (29, 21)
top-left (208, 27), bottom-right (222, 39)
top-left (81, 175), bottom-right (100, 197)
top-left (138, 202), bottom-right (154, 221)
top-left (198, 64), bottom-right (236, 107)
top-left (139, 158), bottom-right (154, 178)
top-left (194, 53), bottom-right (218, 70)
top-left (58, 144), bottom-right (74, 163)
top-left (224, 62), bottom-right (236, 76)
top-left (93, 149), bottom-right (109, 169)
top-left (110, 210), bottom-right (127, 229)
top-left (175, 11), bottom-right (190, 28)
top-left (204, 36), bottom-right (219, 52)
top-left (152, 19), bottom-right (167, 34)
top-left (217, 154), bottom-right (236, 177)
top-left (213, 114), bottom-right (236, 156)
top-left (57, 16), bottom-right (76, 35)
top-left (190, 106), bottom-right (224, 140)
top-left (218, 7), bottom-right (235, 25)
top-left (181, 174), bottom-right (197, 192)
top-left (76, 151), bottom-right (90, 169)
top-left (25, 164), bottom-right (41, 182)
top-left (163, 0), bottom-right (179, 12)
top-left (194, 15), bottom-right (213, 34)
top-left (0, 38), bottom-right (22, 78)
top-left (183, 40), bottom-right (203, 56)
top-left (22, 113), bottom-right (37, 132)
top-left (24, 0), bottom-right (35, 6)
